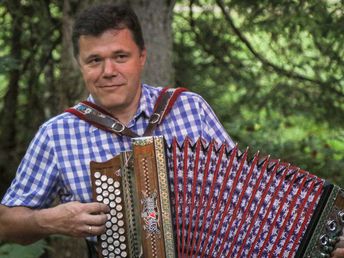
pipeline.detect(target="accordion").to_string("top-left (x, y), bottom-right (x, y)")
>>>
top-left (90, 136), bottom-right (344, 258)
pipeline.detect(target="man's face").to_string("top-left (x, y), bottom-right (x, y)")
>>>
top-left (78, 28), bottom-right (146, 121)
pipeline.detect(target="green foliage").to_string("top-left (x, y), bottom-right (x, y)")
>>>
top-left (0, 240), bottom-right (48, 258)
top-left (174, 0), bottom-right (344, 184)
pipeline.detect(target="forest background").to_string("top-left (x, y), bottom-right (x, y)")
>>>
top-left (0, 0), bottom-right (343, 257)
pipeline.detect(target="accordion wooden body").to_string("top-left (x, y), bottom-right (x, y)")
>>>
top-left (90, 136), bottom-right (344, 258)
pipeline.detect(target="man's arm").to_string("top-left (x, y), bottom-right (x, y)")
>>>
top-left (0, 202), bottom-right (109, 245)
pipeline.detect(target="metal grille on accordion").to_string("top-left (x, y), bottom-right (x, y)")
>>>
top-left (90, 136), bottom-right (344, 258)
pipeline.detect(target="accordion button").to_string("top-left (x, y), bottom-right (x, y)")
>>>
top-left (96, 195), bottom-right (103, 202)
top-left (95, 180), bottom-right (101, 186)
top-left (107, 177), bottom-right (114, 185)
top-left (103, 191), bottom-right (109, 198)
top-left (327, 220), bottom-right (337, 232)
top-left (113, 232), bottom-right (119, 239)
top-left (102, 183), bottom-right (108, 189)
top-left (118, 228), bottom-right (125, 235)
top-left (105, 221), bottom-right (112, 228)
top-left (115, 189), bottom-right (121, 196)
top-left (122, 251), bottom-right (128, 257)
top-left (115, 197), bottom-right (122, 203)
top-left (110, 209), bottom-right (117, 216)
top-left (101, 242), bottom-right (108, 249)
top-left (103, 198), bottom-right (110, 205)
top-left (101, 175), bottom-right (107, 182)
top-left (111, 217), bottom-right (118, 224)
top-left (114, 240), bottom-right (120, 247)
top-left (320, 234), bottom-right (329, 246)
top-left (109, 201), bottom-right (116, 208)
top-left (108, 186), bottom-right (115, 193)
top-left (117, 212), bottom-right (123, 219)
top-left (109, 194), bottom-right (115, 200)
top-left (94, 172), bottom-right (101, 179)
top-left (108, 237), bottom-right (114, 244)
top-left (108, 245), bottom-right (115, 252)
top-left (112, 225), bottom-right (119, 232)
top-left (96, 187), bottom-right (102, 194)
top-left (338, 211), bottom-right (344, 224)
top-left (102, 249), bottom-right (109, 256)
top-left (100, 234), bottom-right (107, 240)
top-left (114, 181), bottom-right (120, 188)
top-left (118, 220), bottom-right (124, 227)
top-left (120, 243), bottom-right (126, 250)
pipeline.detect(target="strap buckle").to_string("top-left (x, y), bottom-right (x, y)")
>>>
top-left (149, 113), bottom-right (161, 124)
top-left (111, 122), bottom-right (125, 133)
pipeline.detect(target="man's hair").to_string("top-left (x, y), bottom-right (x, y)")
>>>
top-left (72, 3), bottom-right (145, 58)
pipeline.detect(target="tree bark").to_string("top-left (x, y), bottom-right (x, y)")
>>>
top-left (131, 0), bottom-right (176, 87)
top-left (0, 1), bottom-right (23, 197)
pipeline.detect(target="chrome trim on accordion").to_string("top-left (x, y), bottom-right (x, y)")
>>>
top-left (90, 136), bottom-right (344, 258)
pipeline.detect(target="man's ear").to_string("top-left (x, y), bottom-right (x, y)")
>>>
top-left (140, 48), bottom-right (147, 67)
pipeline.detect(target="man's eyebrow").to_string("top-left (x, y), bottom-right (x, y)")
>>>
top-left (83, 54), bottom-right (101, 62)
top-left (113, 49), bottom-right (130, 54)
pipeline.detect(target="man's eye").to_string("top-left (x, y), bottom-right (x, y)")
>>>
top-left (88, 57), bottom-right (101, 64)
top-left (116, 54), bottom-right (129, 62)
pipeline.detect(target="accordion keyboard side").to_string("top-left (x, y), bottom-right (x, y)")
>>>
top-left (90, 154), bottom-right (141, 258)
top-left (297, 184), bottom-right (344, 258)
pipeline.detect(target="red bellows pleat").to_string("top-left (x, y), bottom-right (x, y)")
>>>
top-left (183, 139), bottom-right (202, 258)
top-left (188, 140), bottom-right (215, 257)
top-left (193, 143), bottom-right (227, 257)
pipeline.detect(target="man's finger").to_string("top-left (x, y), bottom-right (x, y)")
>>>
top-left (84, 202), bottom-right (110, 213)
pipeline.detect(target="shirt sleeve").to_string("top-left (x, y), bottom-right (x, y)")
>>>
top-left (1, 124), bottom-right (60, 208)
top-left (195, 94), bottom-right (236, 149)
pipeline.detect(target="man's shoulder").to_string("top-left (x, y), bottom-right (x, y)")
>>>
top-left (143, 84), bottom-right (205, 103)
top-left (39, 111), bottom-right (87, 132)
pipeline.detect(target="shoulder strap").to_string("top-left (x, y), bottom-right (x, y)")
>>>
top-left (65, 87), bottom-right (187, 137)
top-left (143, 87), bottom-right (187, 136)
top-left (65, 101), bottom-right (139, 137)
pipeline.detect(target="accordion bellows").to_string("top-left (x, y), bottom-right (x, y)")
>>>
top-left (90, 136), bottom-right (344, 258)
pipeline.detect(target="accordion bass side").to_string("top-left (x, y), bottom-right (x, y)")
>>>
top-left (90, 136), bottom-right (344, 258)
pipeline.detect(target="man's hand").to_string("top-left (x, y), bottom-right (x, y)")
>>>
top-left (0, 202), bottom-right (109, 245)
top-left (332, 236), bottom-right (344, 257)
top-left (38, 201), bottom-right (109, 237)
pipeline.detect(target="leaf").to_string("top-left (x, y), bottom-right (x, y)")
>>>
top-left (0, 240), bottom-right (48, 258)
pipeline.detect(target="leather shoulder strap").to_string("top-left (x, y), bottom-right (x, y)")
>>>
top-left (65, 87), bottom-right (188, 137)
top-left (65, 101), bottom-right (139, 137)
top-left (143, 87), bottom-right (187, 136)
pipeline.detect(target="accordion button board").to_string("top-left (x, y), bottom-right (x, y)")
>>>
top-left (90, 136), bottom-right (344, 258)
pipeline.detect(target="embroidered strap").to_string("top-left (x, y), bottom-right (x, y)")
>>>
top-left (65, 87), bottom-right (187, 137)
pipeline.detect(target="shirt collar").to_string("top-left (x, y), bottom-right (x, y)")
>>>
top-left (134, 84), bottom-right (154, 119)
top-left (86, 84), bottom-right (155, 129)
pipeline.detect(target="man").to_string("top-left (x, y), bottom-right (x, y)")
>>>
top-left (0, 2), bottom-right (233, 255)
top-left (0, 3), bottom-right (343, 258)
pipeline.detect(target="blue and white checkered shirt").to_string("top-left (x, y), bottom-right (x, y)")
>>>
top-left (1, 84), bottom-right (234, 208)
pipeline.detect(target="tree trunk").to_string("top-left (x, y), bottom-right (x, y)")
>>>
top-left (131, 0), bottom-right (176, 86)
top-left (0, 1), bottom-right (23, 197)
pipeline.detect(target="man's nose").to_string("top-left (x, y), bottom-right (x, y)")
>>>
top-left (103, 59), bottom-right (118, 77)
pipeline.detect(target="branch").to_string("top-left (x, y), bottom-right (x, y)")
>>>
top-left (215, 0), bottom-right (319, 84)
top-left (215, 0), bottom-right (344, 98)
